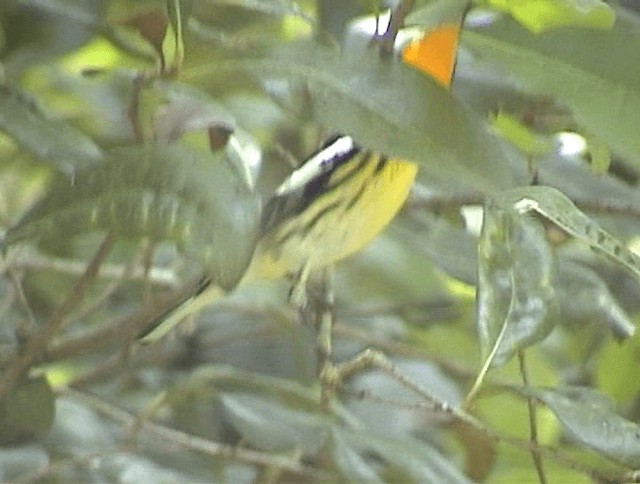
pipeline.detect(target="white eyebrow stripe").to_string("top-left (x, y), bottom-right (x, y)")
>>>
top-left (275, 136), bottom-right (355, 195)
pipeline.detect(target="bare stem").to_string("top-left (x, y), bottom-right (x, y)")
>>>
top-left (59, 387), bottom-right (327, 479)
top-left (376, 0), bottom-right (416, 55)
top-left (0, 234), bottom-right (116, 401)
top-left (519, 350), bottom-right (547, 484)
top-left (330, 348), bottom-right (624, 482)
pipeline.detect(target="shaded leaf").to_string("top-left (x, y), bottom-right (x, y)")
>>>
top-left (2, 144), bottom-right (260, 289)
top-left (165, 0), bottom-right (186, 72)
top-left (490, 110), bottom-right (554, 156)
top-left (596, 331), bottom-right (640, 403)
top-left (222, 393), bottom-right (331, 453)
top-left (46, 398), bottom-right (113, 454)
top-left (348, 359), bottom-right (462, 438)
top-left (331, 428), bottom-right (383, 483)
top-left (477, 195), bottom-right (558, 366)
top-left (537, 151), bottom-right (640, 207)
top-left (190, 40), bottom-right (520, 192)
top-left (337, 428), bottom-right (472, 483)
top-left (419, 214), bottom-right (478, 285)
top-left (0, 375), bottom-right (55, 444)
top-left (478, 185), bottom-right (640, 365)
top-left (405, 0), bottom-right (469, 30)
top-left (525, 386), bottom-right (640, 467)
top-left (0, 85), bottom-right (103, 174)
top-left (585, 133), bottom-right (611, 175)
top-left (97, 453), bottom-right (200, 483)
top-left (152, 80), bottom-right (262, 189)
top-left (152, 81), bottom-right (236, 142)
top-left (487, 0), bottom-right (615, 33)
top-left (463, 13), bottom-right (640, 168)
top-left (555, 260), bottom-right (635, 340)
top-left (121, 9), bottom-right (168, 68)
top-left (0, 444), bottom-right (49, 482)
top-left (207, 0), bottom-right (311, 18)
top-left (1, 0), bottom-right (102, 75)
top-left (493, 186), bottom-right (640, 285)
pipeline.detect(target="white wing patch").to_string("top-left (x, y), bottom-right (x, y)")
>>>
top-left (275, 136), bottom-right (355, 196)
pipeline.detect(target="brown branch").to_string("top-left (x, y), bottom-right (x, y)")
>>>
top-left (0, 234), bottom-right (116, 401)
top-left (46, 276), bottom-right (202, 362)
top-left (331, 349), bottom-right (626, 483)
top-left (519, 350), bottom-right (548, 484)
top-left (128, 74), bottom-right (147, 142)
top-left (406, 189), bottom-right (640, 221)
top-left (373, 0), bottom-right (415, 56)
top-left (59, 387), bottom-right (328, 480)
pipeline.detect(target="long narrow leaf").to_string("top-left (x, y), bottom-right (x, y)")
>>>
top-left (2, 144), bottom-right (260, 289)
top-left (463, 12), bottom-right (640, 167)
top-left (187, 41), bottom-right (520, 192)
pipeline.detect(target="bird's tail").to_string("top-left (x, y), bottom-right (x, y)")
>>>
top-left (138, 277), bottom-right (226, 345)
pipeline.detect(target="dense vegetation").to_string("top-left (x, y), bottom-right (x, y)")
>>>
top-left (1, 0), bottom-right (640, 482)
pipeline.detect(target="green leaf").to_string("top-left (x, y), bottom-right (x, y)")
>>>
top-left (493, 186), bottom-right (640, 284)
top-left (2, 144), bottom-right (260, 289)
top-left (0, 445), bottom-right (49, 481)
top-left (462, 13), bottom-right (640, 169)
top-left (187, 40), bottom-right (519, 192)
top-left (584, 133), bottom-right (611, 175)
top-left (221, 393), bottom-right (332, 453)
top-left (405, 0), bottom-right (469, 30)
top-left (490, 110), bottom-right (554, 156)
top-left (331, 428), bottom-right (383, 483)
top-left (486, 0), bottom-right (615, 33)
top-left (0, 375), bottom-right (55, 444)
top-left (555, 261), bottom-right (635, 340)
top-left (207, 0), bottom-right (311, 18)
top-left (165, 0), bottom-right (186, 72)
top-left (418, 214), bottom-right (478, 285)
top-left (525, 386), bottom-right (640, 467)
top-left (478, 185), bottom-right (640, 363)
top-left (596, 332), bottom-right (640, 403)
top-left (0, 85), bottom-right (103, 174)
top-left (477, 195), bottom-right (558, 366)
top-left (477, 185), bottom-right (640, 362)
top-left (336, 428), bottom-right (472, 483)
top-left (1, 0), bottom-right (102, 75)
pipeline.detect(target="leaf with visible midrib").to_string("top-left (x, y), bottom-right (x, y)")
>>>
top-left (0, 86), bottom-right (103, 174)
top-left (2, 144), bottom-right (260, 290)
top-left (462, 12), bottom-right (640, 168)
top-left (186, 40), bottom-right (520, 193)
top-left (523, 386), bottom-right (640, 467)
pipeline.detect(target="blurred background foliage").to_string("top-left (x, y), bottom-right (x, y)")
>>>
top-left (1, 0), bottom-right (640, 482)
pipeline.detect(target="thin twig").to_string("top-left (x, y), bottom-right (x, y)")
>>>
top-left (300, 267), bottom-right (335, 411)
top-left (7, 267), bottom-right (37, 336)
top-left (0, 234), bottom-right (116, 401)
top-left (332, 348), bottom-right (625, 482)
top-left (519, 350), bottom-right (547, 484)
top-left (406, 189), bottom-right (640, 222)
top-left (11, 249), bottom-right (177, 286)
top-left (128, 74), bottom-right (147, 142)
top-left (376, 0), bottom-right (416, 55)
top-left (46, 276), bottom-right (203, 362)
top-left (58, 387), bottom-right (328, 480)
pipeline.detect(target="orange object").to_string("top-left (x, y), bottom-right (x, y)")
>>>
top-left (402, 23), bottom-right (460, 89)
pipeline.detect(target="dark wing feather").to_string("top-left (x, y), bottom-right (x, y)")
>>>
top-left (259, 136), bottom-right (360, 236)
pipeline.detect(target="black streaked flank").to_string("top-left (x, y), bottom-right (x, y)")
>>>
top-left (299, 200), bottom-right (342, 239)
top-left (195, 277), bottom-right (212, 296)
top-left (375, 155), bottom-right (388, 173)
top-left (260, 137), bottom-right (361, 236)
top-left (344, 182), bottom-right (367, 211)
